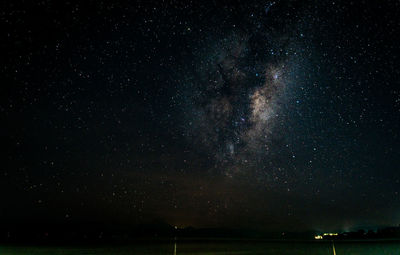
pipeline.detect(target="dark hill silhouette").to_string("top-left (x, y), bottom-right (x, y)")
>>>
top-left (1, 219), bottom-right (399, 244)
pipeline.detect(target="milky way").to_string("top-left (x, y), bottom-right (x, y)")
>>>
top-left (180, 26), bottom-right (295, 178)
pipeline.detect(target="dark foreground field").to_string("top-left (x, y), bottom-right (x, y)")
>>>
top-left (1, 240), bottom-right (400, 255)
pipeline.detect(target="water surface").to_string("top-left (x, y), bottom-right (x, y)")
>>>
top-left (1, 240), bottom-right (399, 254)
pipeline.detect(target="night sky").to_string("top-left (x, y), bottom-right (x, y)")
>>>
top-left (1, 0), bottom-right (400, 232)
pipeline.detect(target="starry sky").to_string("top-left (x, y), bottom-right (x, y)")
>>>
top-left (1, 0), bottom-right (400, 232)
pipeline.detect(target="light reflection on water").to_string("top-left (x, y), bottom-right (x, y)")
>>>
top-left (173, 241), bottom-right (176, 255)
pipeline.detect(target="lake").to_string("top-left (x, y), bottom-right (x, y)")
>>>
top-left (1, 240), bottom-right (399, 254)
